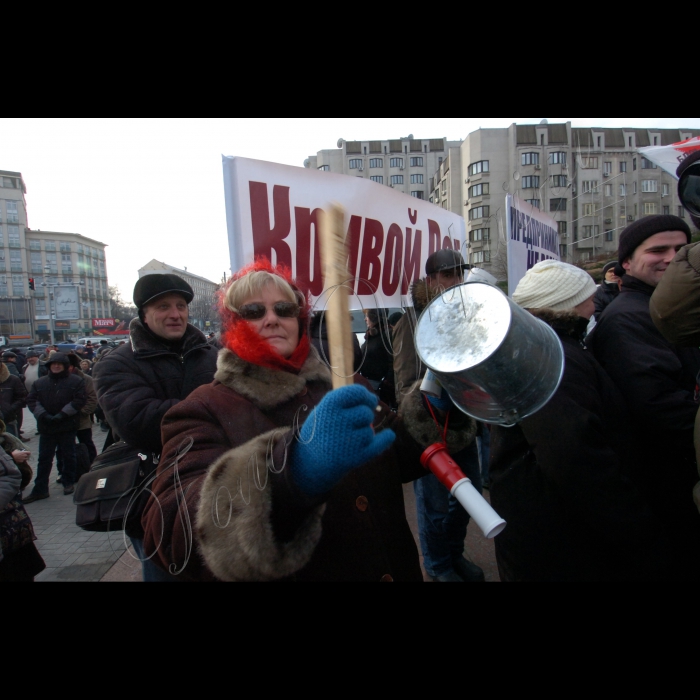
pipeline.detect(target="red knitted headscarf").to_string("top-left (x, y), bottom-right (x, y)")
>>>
top-left (218, 257), bottom-right (311, 373)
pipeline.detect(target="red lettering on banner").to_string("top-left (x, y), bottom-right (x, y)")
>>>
top-left (428, 219), bottom-right (441, 257)
top-left (294, 207), bottom-right (323, 296)
top-left (345, 215), bottom-right (363, 287)
top-left (401, 228), bottom-right (422, 294)
top-left (408, 208), bottom-right (418, 225)
top-left (249, 182), bottom-right (292, 267)
top-left (443, 236), bottom-right (455, 250)
top-left (357, 218), bottom-right (384, 295)
top-left (382, 224), bottom-right (403, 296)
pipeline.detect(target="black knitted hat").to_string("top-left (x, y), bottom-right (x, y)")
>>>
top-left (425, 249), bottom-right (469, 275)
top-left (602, 261), bottom-right (617, 276)
top-left (133, 274), bottom-right (194, 310)
top-left (618, 215), bottom-right (690, 265)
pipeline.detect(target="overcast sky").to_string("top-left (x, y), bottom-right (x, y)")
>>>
top-left (2, 117), bottom-right (699, 304)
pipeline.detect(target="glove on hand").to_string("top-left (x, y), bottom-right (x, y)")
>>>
top-left (50, 413), bottom-right (65, 423)
top-left (291, 384), bottom-right (396, 496)
top-left (426, 388), bottom-right (453, 412)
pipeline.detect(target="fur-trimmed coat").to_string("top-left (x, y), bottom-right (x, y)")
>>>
top-left (489, 309), bottom-right (673, 581)
top-left (141, 346), bottom-right (476, 581)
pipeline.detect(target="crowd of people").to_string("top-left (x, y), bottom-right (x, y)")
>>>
top-left (2, 153), bottom-right (700, 582)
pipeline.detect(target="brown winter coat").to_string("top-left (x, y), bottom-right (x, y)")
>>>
top-left (649, 241), bottom-right (700, 513)
top-left (141, 346), bottom-right (476, 582)
top-left (73, 368), bottom-right (98, 431)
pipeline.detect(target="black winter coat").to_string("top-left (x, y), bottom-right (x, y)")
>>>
top-left (593, 281), bottom-right (619, 321)
top-left (0, 363), bottom-right (27, 424)
top-left (489, 310), bottom-right (671, 581)
top-left (92, 318), bottom-right (218, 454)
top-left (27, 370), bottom-right (86, 435)
top-left (588, 274), bottom-right (700, 578)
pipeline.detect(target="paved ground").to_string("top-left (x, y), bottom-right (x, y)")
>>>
top-left (20, 407), bottom-right (499, 583)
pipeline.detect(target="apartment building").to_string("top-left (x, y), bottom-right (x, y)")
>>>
top-left (138, 259), bottom-right (219, 330)
top-left (429, 122), bottom-right (700, 278)
top-left (304, 136), bottom-right (461, 200)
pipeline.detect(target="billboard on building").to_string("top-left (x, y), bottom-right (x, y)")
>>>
top-left (222, 156), bottom-right (466, 308)
top-left (92, 318), bottom-right (130, 335)
top-left (53, 286), bottom-right (80, 320)
top-left (506, 195), bottom-right (560, 297)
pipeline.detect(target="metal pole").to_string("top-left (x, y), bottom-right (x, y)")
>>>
top-left (48, 285), bottom-right (55, 345)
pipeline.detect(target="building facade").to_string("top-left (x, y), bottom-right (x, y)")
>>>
top-left (429, 123), bottom-right (700, 278)
top-left (304, 136), bottom-right (461, 200)
top-left (138, 259), bottom-right (219, 331)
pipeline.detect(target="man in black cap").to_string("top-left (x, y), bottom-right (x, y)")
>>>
top-left (392, 249), bottom-right (484, 582)
top-left (589, 214), bottom-right (700, 579)
top-left (92, 273), bottom-right (218, 581)
top-left (24, 352), bottom-right (86, 501)
top-left (2, 351), bottom-right (22, 379)
top-left (593, 261), bottom-right (621, 321)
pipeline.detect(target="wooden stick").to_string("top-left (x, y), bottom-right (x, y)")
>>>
top-left (319, 204), bottom-right (354, 389)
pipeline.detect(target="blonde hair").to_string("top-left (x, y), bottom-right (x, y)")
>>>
top-left (224, 271), bottom-right (297, 312)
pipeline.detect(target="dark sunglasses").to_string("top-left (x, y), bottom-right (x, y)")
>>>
top-left (678, 162), bottom-right (700, 217)
top-left (235, 301), bottom-right (301, 321)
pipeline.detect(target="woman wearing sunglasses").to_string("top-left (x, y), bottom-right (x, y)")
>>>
top-left (141, 257), bottom-right (477, 581)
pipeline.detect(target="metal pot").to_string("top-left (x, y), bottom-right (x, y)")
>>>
top-left (414, 281), bottom-right (564, 426)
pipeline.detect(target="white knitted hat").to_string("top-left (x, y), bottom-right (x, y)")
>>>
top-left (512, 260), bottom-right (597, 311)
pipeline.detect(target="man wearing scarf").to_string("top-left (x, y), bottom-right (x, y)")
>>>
top-left (92, 274), bottom-right (218, 581)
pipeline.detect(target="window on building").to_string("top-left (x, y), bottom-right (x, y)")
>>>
top-left (0, 279), bottom-right (6, 295)
top-left (1, 177), bottom-right (17, 189)
top-left (522, 176), bottom-right (540, 189)
top-left (471, 251), bottom-right (491, 264)
top-left (605, 230), bottom-right (614, 242)
top-left (6, 201), bottom-right (18, 223)
top-left (441, 180), bottom-right (447, 194)
top-left (581, 225), bottom-right (600, 238)
top-left (29, 240), bottom-right (40, 250)
top-left (604, 162), bottom-right (612, 175)
top-left (8, 227), bottom-right (20, 247)
top-left (60, 242), bottom-right (71, 252)
top-left (580, 156), bottom-right (599, 169)
top-left (633, 158), bottom-right (637, 171)
top-left (619, 184), bottom-right (627, 196)
top-left (679, 206), bottom-right (685, 218)
top-left (551, 175), bottom-right (567, 188)
top-left (604, 184), bottom-right (613, 197)
top-left (410, 174), bottom-right (424, 184)
top-left (390, 175), bottom-right (403, 185)
top-left (642, 180), bottom-right (658, 193)
top-left (317, 165), bottom-right (330, 171)
top-left (550, 198), bottom-right (567, 212)
top-left (620, 162), bottom-right (627, 173)
top-left (521, 152), bottom-right (539, 166)
top-left (468, 161), bottom-right (489, 176)
top-left (411, 191), bottom-right (424, 199)
top-left (469, 206), bottom-right (490, 220)
top-left (663, 205), bottom-right (670, 215)
top-left (35, 299), bottom-right (46, 313)
top-left (581, 180), bottom-right (599, 193)
top-left (410, 157), bottom-right (423, 167)
top-left (662, 183), bottom-right (670, 196)
top-left (30, 252), bottom-right (42, 273)
top-left (550, 152), bottom-right (567, 165)
top-left (348, 159), bottom-right (362, 169)
top-left (45, 241), bottom-right (56, 251)
top-left (583, 203), bottom-right (596, 216)
top-left (369, 158), bottom-right (383, 168)
top-left (558, 221), bottom-right (567, 235)
top-left (634, 204), bottom-right (638, 216)
top-left (525, 199), bottom-right (540, 209)
top-left (560, 244), bottom-right (568, 257)
top-left (633, 182), bottom-right (637, 194)
top-left (470, 228), bottom-right (490, 242)
top-left (390, 158), bottom-right (404, 168)
top-left (10, 251), bottom-right (22, 272)
top-left (370, 176), bottom-right (383, 184)
top-left (641, 157), bottom-right (657, 169)
top-left (644, 202), bottom-right (658, 215)
top-left (469, 183), bottom-right (489, 197)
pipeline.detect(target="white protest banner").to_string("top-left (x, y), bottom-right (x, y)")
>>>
top-left (506, 194), bottom-right (560, 297)
top-left (638, 136), bottom-right (700, 178)
top-left (54, 285), bottom-right (80, 320)
top-left (222, 156), bottom-right (466, 308)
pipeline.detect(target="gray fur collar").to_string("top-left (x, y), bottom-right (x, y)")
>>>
top-left (128, 317), bottom-right (209, 358)
top-left (214, 346), bottom-right (333, 411)
top-left (527, 308), bottom-right (589, 339)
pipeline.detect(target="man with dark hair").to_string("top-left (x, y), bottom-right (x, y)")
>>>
top-left (589, 214), bottom-right (700, 579)
top-left (92, 273), bottom-right (218, 581)
top-left (24, 352), bottom-right (86, 501)
top-left (392, 249), bottom-right (484, 582)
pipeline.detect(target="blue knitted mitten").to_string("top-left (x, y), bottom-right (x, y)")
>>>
top-left (291, 385), bottom-right (396, 496)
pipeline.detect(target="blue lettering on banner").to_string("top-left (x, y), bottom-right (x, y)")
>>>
top-left (511, 205), bottom-right (559, 270)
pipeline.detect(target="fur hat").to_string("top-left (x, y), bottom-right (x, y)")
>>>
top-left (133, 274), bottom-right (194, 310)
top-left (618, 215), bottom-right (690, 265)
top-left (512, 260), bottom-right (597, 311)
